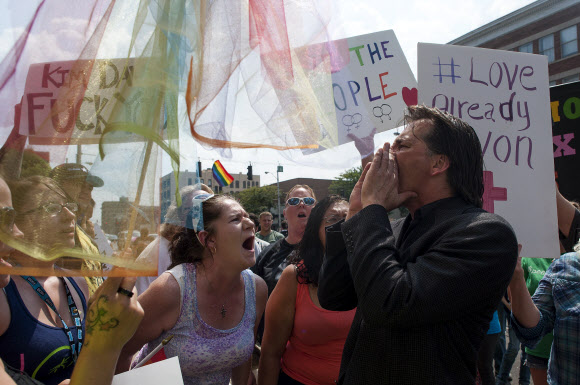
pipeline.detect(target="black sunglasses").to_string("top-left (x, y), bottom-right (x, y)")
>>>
top-left (0, 207), bottom-right (16, 234)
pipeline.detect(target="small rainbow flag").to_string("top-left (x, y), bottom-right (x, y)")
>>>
top-left (212, 160), bottom-right (234, 187)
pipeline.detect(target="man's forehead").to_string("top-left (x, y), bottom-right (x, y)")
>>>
top-left (401, 119), bottom-right (432, 140)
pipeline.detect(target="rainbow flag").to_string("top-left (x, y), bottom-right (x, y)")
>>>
top-left (212, 160), bottom-right (234, 187)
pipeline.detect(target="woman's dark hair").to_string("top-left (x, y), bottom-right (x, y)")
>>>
top-left (289, 195), bottom-right (347, 286)
top-left (168, 194), bottom-right (236, 269)
top-left (405, 105), bottom-right (484, 208)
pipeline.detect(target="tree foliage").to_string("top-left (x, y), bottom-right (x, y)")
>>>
top-left (20, 149), bottom-right (51, 179)
top-left (235, 185), bottom-right (278, 215)
top-left (329, 166), bottom-right (362, 198)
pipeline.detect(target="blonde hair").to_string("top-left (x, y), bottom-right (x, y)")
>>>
top-left (284, 184), bottom-right (316, 203)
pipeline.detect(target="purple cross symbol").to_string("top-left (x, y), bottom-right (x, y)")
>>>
top-left (482, 171), bottom-right (507, 214)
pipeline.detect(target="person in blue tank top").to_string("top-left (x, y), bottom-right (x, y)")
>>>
top-left (0, 176), bottom-right (90, 385)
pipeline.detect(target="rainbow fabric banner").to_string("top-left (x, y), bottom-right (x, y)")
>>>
top-left (212, 160), bottom-right (234, 187)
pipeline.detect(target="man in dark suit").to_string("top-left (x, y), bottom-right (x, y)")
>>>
top-left (318, 105), bottom-right (518, 384)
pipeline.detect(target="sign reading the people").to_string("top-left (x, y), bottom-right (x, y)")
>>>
top-left (418, 43), bottom-right (558, 258)
top-left (20, 58), bottom-right (151, 145)
top-left (306, 30), bottom-right (417, 148)
top-left (550, 81), bottom-right (580, 202)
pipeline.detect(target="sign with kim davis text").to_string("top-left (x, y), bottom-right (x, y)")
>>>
top-left (20, 58), bottom-right (160, 145)
top-left (418, 43), bottom-right (558, 258)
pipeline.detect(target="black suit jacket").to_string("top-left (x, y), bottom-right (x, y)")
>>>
top-left (318, 197), bottom-right (518, 385)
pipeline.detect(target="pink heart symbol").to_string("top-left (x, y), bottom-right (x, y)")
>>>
top-left (402, 87), bottom-right (418, 107)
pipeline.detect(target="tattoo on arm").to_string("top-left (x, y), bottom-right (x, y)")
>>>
top-left (85, 295), bottom-right (119, 344)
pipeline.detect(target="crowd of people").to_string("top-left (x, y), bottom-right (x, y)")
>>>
top-left (1, 105), bottom-right (579, 385)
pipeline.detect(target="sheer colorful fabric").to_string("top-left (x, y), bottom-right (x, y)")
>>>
top-left (0, 0), bottom-right (337, 276)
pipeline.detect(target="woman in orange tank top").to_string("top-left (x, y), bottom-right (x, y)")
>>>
top-left (259, 195), bottom-right (356, 385)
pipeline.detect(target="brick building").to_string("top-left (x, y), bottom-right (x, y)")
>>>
top-left (449, 0), bottom-right (580, 85)
top-left (276, 178), bottom-right (333, 202)
top-left (101, 197), bottom-right (159, 236)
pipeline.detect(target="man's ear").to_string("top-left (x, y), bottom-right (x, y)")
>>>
top-left (430, 154), bottom-right (450, 176)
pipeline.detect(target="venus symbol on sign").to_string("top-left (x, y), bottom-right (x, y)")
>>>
top-left (342, 113), bottom-right (363, 132)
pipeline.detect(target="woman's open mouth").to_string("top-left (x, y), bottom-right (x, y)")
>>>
top-left (242, 236), bottom-right (254, 251)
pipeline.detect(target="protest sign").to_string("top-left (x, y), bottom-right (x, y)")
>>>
top-left (112, 357), bottom-right (184, 385)
top-left (20, 58), bottom-right (160, 145)
top-left (298, 29), bottom-right (416, 153)
top-left (418, 43), bottom-right (558, 258)
top-left (550, 81), bottom-right (580, 202)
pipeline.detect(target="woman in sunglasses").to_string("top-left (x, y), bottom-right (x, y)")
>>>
top-left (259, 195), bottom-right (356, 385)
top-left (117, 194), bottom-right (267, 385)
top-left (251, 185), bottom-right (316, 297)
top-left (0, 176), bottom-right (89, 385)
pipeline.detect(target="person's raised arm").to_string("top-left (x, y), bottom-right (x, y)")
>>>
top-left (115, 271), bottom-right (181, 373)
top-left (348, 127), bottom-right (376, 169)
top-left (258, 266), bottom-right (297, 385)
top-left (556, 186), bottom-right (576, 236)
top-left (508, 249), bottom-right (541, 329)
top-left (69, 276), bottom-right (144, 385)
top-left (509, 249), bottom-right (563, 351)
top-left (556, 187), bottom-right (580, 252)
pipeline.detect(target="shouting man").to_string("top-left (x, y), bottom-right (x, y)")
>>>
top-left (318, 105), bottom-right (518, 384)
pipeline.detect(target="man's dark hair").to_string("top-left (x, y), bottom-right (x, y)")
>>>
top-left (405, 105), bottom-right (484, 208)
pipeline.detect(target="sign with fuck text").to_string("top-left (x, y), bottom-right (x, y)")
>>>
top-left (418, 43), bottom-right (558, 258)
top-left (20, 58), bottom-right (162, 145)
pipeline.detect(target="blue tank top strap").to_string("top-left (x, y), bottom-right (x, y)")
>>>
top-left (2, 279), bottom-right (24, 316)
top-left (3, 277), bottom-right (88, 315)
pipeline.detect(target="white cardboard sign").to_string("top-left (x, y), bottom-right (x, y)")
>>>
top-left (300, 29), bottom-right (417, 154)
top-left (330, 30), bottom-right (417, 145)
top-left (418, 43), bottom-right (558, 258)
top-left (112, 357), bottom-right (184, 385)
